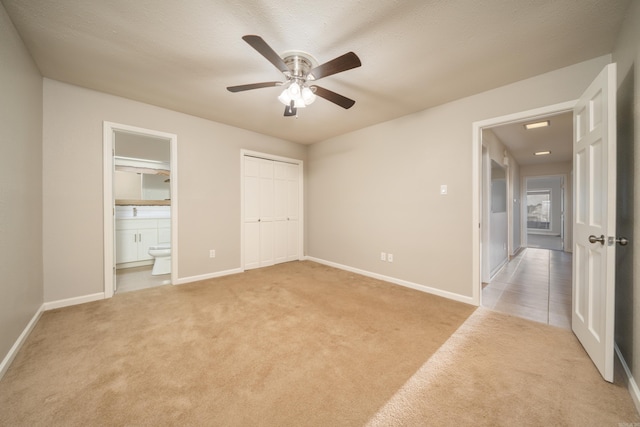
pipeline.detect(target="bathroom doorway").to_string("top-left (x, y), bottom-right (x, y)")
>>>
top-left (103, 122), bottom-right (178, 298)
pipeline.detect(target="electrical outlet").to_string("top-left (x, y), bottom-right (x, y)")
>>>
top-left (388, 253), bottom-right (394, 262)
top-left (209, 249), bottom-right (216, 258)
top-left (380, 252), bottom-right (387, 261)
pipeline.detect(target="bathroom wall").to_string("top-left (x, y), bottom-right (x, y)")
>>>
top-left (43, 79), bottom-right (307, 302)
top-left (0, 3), bottom-right (44, 369)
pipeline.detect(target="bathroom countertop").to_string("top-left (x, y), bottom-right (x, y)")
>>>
top-left (115, 199), bottom-right (171, 206)
top-left (116, 216), bottom-right (171, 220)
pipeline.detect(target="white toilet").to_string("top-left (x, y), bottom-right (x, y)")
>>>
top-left (148, 244), bottom-right (171, 275)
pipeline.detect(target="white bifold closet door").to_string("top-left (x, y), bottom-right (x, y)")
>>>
top-left (244, 156), bottom-right (299, 270)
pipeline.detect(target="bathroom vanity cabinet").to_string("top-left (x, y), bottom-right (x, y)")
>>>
top-left (116, 218), bottom-right (170, 265)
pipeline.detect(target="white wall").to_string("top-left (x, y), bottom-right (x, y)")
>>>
top-left (0, 3), bottom-right (43, 366)
top-left (42, 79), bottom-right (306, 302)
top-left (489, 161), bottom-right (508, 276)
top-left (307, 55), bottom-right (610, 299)
top-left (483, 129), bottom-right (522, 256)
top-left (509, 156), bottom-right (521, 254)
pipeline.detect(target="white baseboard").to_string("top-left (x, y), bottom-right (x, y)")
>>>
top-left (0, 303), bottom-right (45, 381)
top-left (173, 267), bottom-right (243, 285)
top-left (489, 258), bottom-right (509, 281)
top-left (615, 344), bottom-right (640, 414)
top-left (304, 256), bottom-right (474, 305)
top-left (43, 292), bottom-right (105, 311)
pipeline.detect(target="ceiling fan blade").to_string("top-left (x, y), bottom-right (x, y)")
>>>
top-left (308, 52), bottom-right (361, 80)
top-left (226, 81), bottom-right (282, 92)
top-left (242, 35), bottom-right (290, 74)
top-left (311, 86), bottom-right (356, 109)
top-left (284, 100), bottom-right (297, 117)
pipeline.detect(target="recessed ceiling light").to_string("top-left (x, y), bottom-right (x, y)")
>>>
top-left (534, 151), bottom-right (551, 156)
top-left (524, 120), bottom-right (550, 130)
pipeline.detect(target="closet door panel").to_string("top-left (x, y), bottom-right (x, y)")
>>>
top-left (287, 164), bottom-right (300, 261)
top-left (273, 163), bottom-right (288, 221)
top-left (243, 156), bottom-right (262, 269)
top-left (274, 220), bottom-right (288, 264)
top-left (288, 180), bottom-right (299, 220)
top-left (244, 222), bottom-right (260, 270)
top-left (244, 157), bottom-right (261, 222)
top-left (259, 221), bottom-right (274, 267)
top-left (287, 220), bottom-right (299, 261)
top-left (259, 160), bottom-right (274, 221)
top-left (273, 162), bottom-right (288, 264)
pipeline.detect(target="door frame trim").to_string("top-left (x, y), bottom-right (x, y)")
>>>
top-left (103, 122), bottom-right (178, 298)
top-left (240, 149), bottom-right (304, 270)
top-left (471, 101), bottom-right (576, 305)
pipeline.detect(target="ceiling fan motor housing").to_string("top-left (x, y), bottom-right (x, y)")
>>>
top-left (283, 54), bottom-right (314, 81)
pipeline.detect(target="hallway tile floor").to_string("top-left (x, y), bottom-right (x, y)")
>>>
top-left (482, 248), bottom-right (572, 329)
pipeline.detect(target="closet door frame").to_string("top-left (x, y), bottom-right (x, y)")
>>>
top-left (241, 150), bottom-right (304, 270)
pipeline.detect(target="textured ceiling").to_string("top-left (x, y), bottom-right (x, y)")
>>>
top-left (1, 0), bottom-right (630, 144)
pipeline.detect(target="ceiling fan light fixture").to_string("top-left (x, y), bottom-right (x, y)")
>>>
top-left (301, 86), bottom-right (316, 105)
top-left (279, 82), bottom-right (315, 108)
top-left (278, 87), bottom-right (292, 105)
top-left (288, 82), bottom-right (301, 97)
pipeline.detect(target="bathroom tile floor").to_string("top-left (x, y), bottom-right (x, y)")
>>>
top-left (116, 266), bottom-right (171, 294)
top-left (482, 248), bottom-right (572, 329)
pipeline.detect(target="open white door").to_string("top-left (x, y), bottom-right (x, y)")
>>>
top-left (572, 63), bottom-right (617, 382)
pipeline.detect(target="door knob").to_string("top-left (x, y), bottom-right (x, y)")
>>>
top-left (588, 234), bottom-right (605, 245)
top-left (616, 236), bottom-right (629, 246)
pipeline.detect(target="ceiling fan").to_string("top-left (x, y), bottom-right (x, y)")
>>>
top-left (227, 35), bottom-right (361, 117)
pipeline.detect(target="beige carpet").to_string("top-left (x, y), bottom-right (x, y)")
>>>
top-left (0, 261), bottom-right (637, 426)
top-left (367, 307), bottom-right (640, 426)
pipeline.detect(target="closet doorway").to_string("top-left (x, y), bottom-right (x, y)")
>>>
top-left (241, 150), bottom-right (304, 270)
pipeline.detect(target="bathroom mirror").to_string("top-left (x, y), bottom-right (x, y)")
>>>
top-left (114, 131), bottom-right (171, 206)
top-left (114, 169), bottom-right (170, 203)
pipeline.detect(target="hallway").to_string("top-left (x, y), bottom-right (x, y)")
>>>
top-left (482, 248), bottom-right (572, 329)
